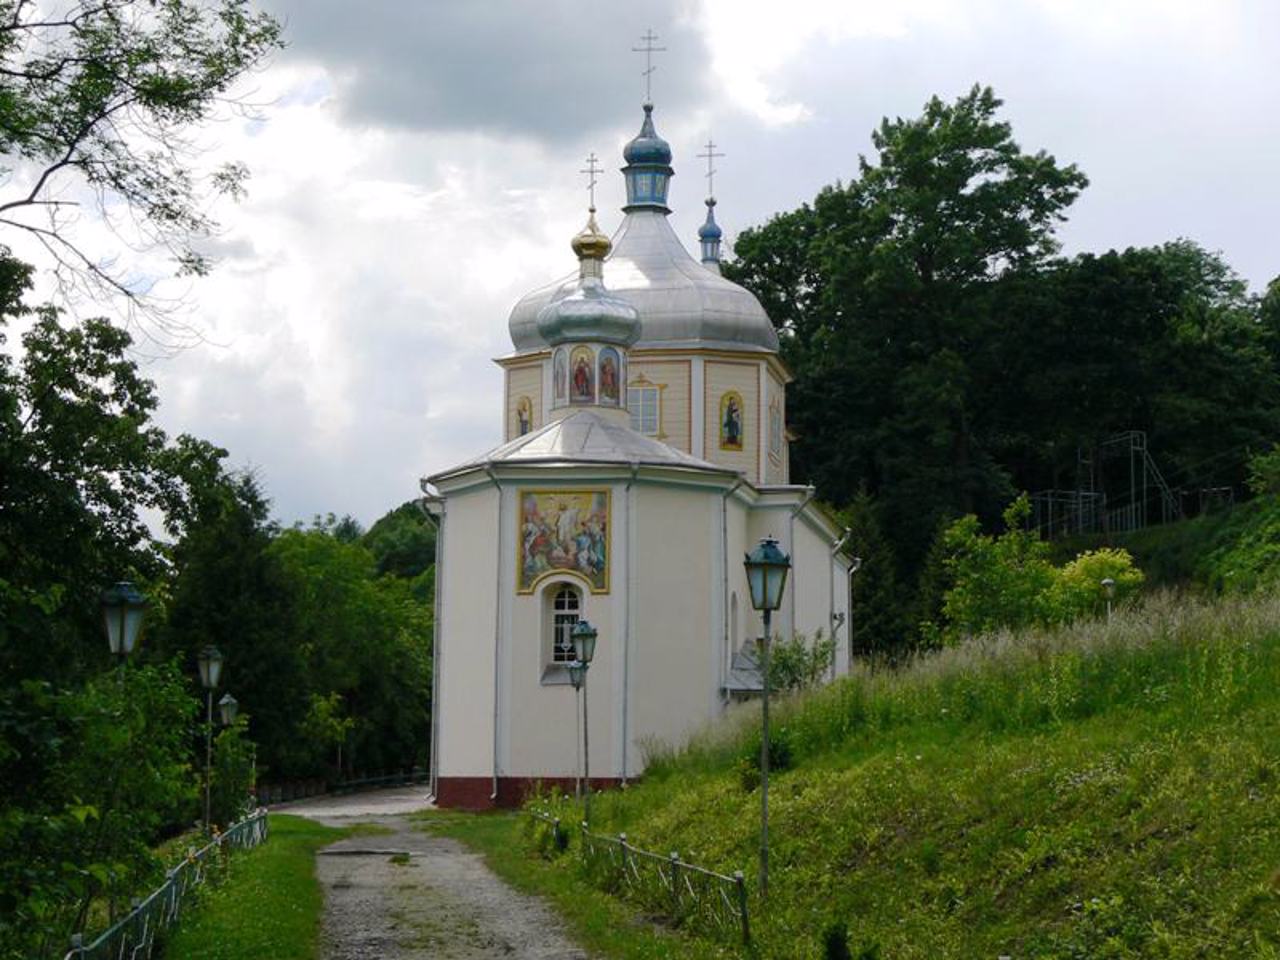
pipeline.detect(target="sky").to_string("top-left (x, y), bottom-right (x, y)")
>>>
top-left (14, 0), bottom-right (1280, 528)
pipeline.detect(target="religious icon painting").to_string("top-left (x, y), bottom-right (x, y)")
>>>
top-left (720, 391), bottom-right (745, 451)
top-left (598, 347), bottom-right (621, 406)
top-left (553, 348), bottom-right (568, 404)
top-left (516, 396), bottom-right (533, 436)
top-left (570, 346), bottom-right (595, 404)
top-left (517, 489), bottom-right (610, 593)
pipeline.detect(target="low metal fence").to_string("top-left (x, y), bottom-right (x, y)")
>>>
top-left (530, 810), bottom-right (750, 946)
top-left (62, 808), bottom-right (269, 960)
top-left (258, 766), bottom-right (429, 804)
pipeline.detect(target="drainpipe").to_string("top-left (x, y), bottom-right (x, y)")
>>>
top-left (416, 483), bottom-right (445, 799)
top-left (720, 476), bottom-right (746, 699)
top-left (829, 527), bottom-right (851, 679)
top-left (787, 485), bottom-right (816, 643)
top-left (621, 461), bottom-right (639, 783)
top-left (484, 464), bottom-right (504, 803)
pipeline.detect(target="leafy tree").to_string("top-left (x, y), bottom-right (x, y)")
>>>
top-left (363, 500), bottom-right (437, 579)
top-left (836, 491), bottom-right (907, 658)
top-left (0, 0), bottom-right (282, 321)
top-left (726, 85), bottom-right (1088, 568)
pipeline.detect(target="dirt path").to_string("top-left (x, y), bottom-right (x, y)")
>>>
top-left (300, 791), bottom-right (591, 959)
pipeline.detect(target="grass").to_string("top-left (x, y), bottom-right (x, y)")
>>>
top-left (520, 592), bottom-right (1280, 959)
top-left (162, 814), bottom-right (348, 960)
top-left (415, 809), bottom-right (735, 959)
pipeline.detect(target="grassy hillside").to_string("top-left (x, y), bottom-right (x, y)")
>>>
top-left (531, 594), bottom-right (1280, 959)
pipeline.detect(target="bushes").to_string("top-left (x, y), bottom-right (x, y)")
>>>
top-left (931, 495), bottom-right (1143, 643)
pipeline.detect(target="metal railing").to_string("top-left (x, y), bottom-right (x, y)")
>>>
top-left (530, 810), bottom-right (750, 946)
top-left (62, 808), bottom-right (269, 960)
top-left (258, 766), bottom-right (429, 804)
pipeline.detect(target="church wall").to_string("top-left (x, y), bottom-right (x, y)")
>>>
top-left (504, 363), bottom-right (542, 441)
top-left (502, 569), bottom-right (619, 782)
top-left (631, 484), bottom-right (718, 756)
top-left (704, 360), bottom-right (760, 481)
top-left (723, 495), bottom-right (753, 676)
top-left (435, 485), bottom-right (500, 782)
top-left (626, 358), bottom-right (691, 451)
top-left (764, 369), bottom-right (788, 485)
top-left (791, 516), bottom-right (836, 648)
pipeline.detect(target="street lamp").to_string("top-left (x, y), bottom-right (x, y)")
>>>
top-left (100, 582), bottom-right (147, 679)
top-left (197, 645), bottom-right (224, 833)
top-left (1101, 577), bottom-right (1116, 620)
top-left (571, 619), bottom-right (598, 825)
top-left (218, 693), bottom-right (239, 727)
top-left (744, 535), bottom-right (791, 899)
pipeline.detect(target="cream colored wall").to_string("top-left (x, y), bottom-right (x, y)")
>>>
top-left (790, 515), bottom-right (836, 647)
top-left (436, 485), bottom-right (500, 778)
top-left (626, 358), bottom-right (691, 452)
top-left (505, 363), bottom-right (543, 442)
top-left (764, 370), bottom-right (788, 485)
top-left (503, 574), bottom-right (619, 777)
top-left (704, 360), bottom-right (761, 481)
top-left (630, 484), bottom-right (718, 755)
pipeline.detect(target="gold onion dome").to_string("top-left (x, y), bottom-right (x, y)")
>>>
top-left (571, 207), bottom-right (612, 261)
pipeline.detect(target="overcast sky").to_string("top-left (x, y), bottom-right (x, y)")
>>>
top-left (26, 0), bottom-right (1280, 528)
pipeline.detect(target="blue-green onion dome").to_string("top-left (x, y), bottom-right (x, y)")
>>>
top-left (622, 103), bottom-right (672, 166)
top-left (697, 198), bottom-right (722, 241)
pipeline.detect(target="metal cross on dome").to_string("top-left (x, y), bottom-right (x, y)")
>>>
top-left (579, 152), bottom-right (602, 210)
top-left (632, 28), bottom-right (666, 104)
top-left (696, 139), bottom-right (725, 198)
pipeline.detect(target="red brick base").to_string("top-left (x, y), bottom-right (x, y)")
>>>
top-left (435, 776), bottom-right (625, 810)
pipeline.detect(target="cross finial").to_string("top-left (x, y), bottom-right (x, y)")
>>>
top-left (631, 28), bottom-right (667, 104)
top-left (696, 138), bottom-right (725, 198)
top-left (579, 152), bottom-right (602, 211)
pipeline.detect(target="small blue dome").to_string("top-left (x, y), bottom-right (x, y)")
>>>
top-left (623, 104), bottom-right (672, 167)
top-left (698, 198), bottom-right (722, 240)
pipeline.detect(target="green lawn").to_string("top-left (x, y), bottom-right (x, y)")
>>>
top-left (162, 814), bottom-right (347, 960)
top-left (503, 593), bottom-right (1280, 959)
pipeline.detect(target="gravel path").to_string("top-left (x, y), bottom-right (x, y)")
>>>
top-left (306, 792), bottom-right (591, 959)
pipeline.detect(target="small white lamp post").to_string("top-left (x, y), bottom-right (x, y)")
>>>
top-left (1101, 577), bottom-right (1116, 620)
top-left (218, 693), bottom-right (238, 727)
top-left (744, 535), bottom-right (791, 899)
top-left (570, 619), bottom-right (598, 824)
top-left (100, 581), bottom-right (147, 681)
top-left (197, 645), bottom-right (224, 832)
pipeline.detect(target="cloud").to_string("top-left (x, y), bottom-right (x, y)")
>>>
top-left (264, 0), bottom-right (713, 141)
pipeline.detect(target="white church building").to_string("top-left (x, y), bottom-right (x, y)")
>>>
top-left (421, 102), bottom-right (855, 809)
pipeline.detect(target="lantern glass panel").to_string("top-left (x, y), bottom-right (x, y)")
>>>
top-left (198, 646), bottom-right (224, 689)
top-left (121, 604), bottom-right (145, 655)
top-left (572, 621), bottom-right (598, 663)
top-left (218, 693), bottom-right (238, 726)
top-left (764, 563), bottom-right (789, 611)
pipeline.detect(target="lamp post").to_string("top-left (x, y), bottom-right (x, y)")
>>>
top-left (197, 645), bottom-right (224, 833)
top-left (218, 693), bottom-right (238, 727)
top-left (570, 619), bottom-right (598, 825)
top-left (1101, 577), bottom-right (1116, 620)
top-left (100, 581), bottom-right (147, 682)
top-left (744, 535), bottom-right (791, 899)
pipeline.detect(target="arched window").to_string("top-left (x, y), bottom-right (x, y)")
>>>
top-left (550, 584), bottom-right (580, 663)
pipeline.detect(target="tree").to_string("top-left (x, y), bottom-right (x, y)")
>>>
top-left (363, 500), bottom-right (437, 580)
top-left (0, 0), bottom-right (282, 329)
top-left (836, 491), bottom-right (907, 659)
top-left (726, 85), bottom-right (1088, 569)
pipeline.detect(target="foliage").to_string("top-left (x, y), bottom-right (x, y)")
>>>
top-left (726, 85), bottom-right (1280, 646)
top-left (363, 500), bottom-right (437, 580)
top-left (836, 492), bottom-right (906, 659)
top-left (1248, 444), bottom-right (1280, 497)
top-left (768, 630), bottom-right (836, 694)
top-left (210, 718), bottom-right (255, 830)
top-left (162, 815), bottom-right (350, 960)
top-left (0, 664), bottom-right (196, 960)
top-left (932, 496), bottom-right (1143, 643)
top-left (0, 0), bottom-right (282, 320)
top-left (1201, 495), bottom-right (1280, 594)
top-left (523, 592), bottom-right (1280, 958)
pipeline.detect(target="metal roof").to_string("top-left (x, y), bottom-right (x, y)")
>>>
top-left (428, 409), bottom-right (735, 483)
top-left (508, 209), bottom-right (779, 354)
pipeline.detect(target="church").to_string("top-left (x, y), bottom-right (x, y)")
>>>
top-left (420, 98), bottom-right (856, 810)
